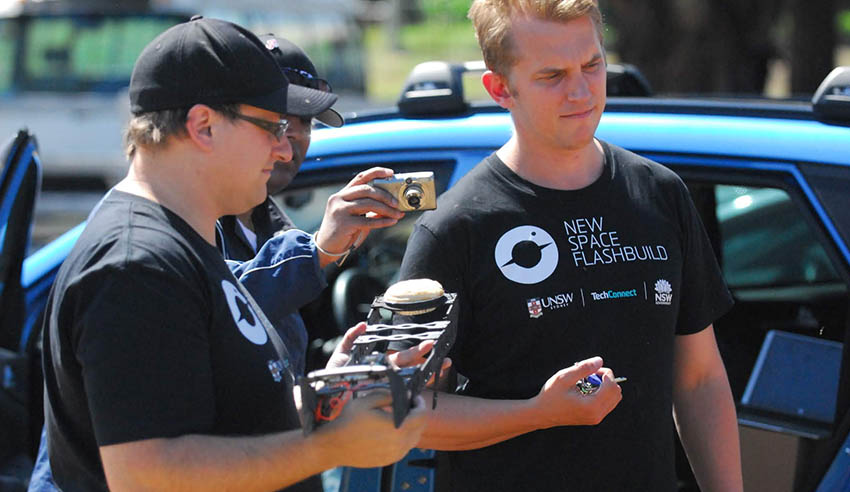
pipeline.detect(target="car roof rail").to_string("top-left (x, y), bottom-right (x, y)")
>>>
top-left (397, 60), bottom-right (652, 117)
top-left (812, 66), bottom-right (850, 125)
top-left (396, 61), bottom-right (480, 117)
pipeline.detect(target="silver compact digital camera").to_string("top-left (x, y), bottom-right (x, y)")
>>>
top-left (371, 171), bottom-right (437, 211)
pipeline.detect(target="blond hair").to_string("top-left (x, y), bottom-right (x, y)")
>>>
top-left (468, 0), bottom-right (604, 75)
top-left (123, 104), bottom-right (240, 161)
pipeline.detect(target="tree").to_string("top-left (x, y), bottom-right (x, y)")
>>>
top-left (606, 0), bottom-right (836, 96)
top-left (790, 0), bottom-right (837, 94)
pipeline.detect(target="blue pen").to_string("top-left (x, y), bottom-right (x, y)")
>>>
top-left (576, 374), bottom-right (627, 395)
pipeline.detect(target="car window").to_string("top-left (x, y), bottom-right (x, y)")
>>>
top-left (190, 5), bottom-right (365, 93)
top-left (273, 187), bottom-right (418, 287)
top-left (274, 185), bottom-right (335, 235)
top-left (274, 161), bottom-right (455, 288)
top-left (715, 184), bottom-right (840, 289)
top-left (0, 20), bottom-right (15, 93)
top-left (9, 14), bottom-right (182, 93)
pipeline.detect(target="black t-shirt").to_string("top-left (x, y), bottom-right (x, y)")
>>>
top-left (41, 190), bottom-right (320, 492)
top-left (399, 142), bottom-right (733, 491)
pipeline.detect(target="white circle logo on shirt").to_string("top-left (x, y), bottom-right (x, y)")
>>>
top-left (221, 280), bottom-right (268, 345)
top-left (494, 225), bottom-right (559, 284)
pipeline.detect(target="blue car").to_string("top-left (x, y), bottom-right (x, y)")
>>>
top-left (2, 63), bottom-right (849, 492)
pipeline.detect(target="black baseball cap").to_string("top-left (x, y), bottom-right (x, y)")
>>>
top-left (129, 17), bottom-right (337, 118)
top-left (258, 34), bottom-right (344, 127)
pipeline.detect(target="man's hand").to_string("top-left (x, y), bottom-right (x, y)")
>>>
top-left (314, 167), bottom-right (405, 267)
top-left (318, 391), bottom-right (427, 468)
top-left (325, 322), bottom-right (367, 369)
top-left (388, 342), bottom-right (452, 388)
top-left (531, 356), bottom-right (622, 428)
top-left (327, 323), bottom-right (451, 382)
top-left (329, 324), bottom-right (451, 385)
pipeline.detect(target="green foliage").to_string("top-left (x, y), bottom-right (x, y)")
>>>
top-left (364, 20), bottom-right (486, 103)
top-left (399, 20), bottom-right (479, 55)
top-left (421, 0), bottom-right (471, 22)
top-left (839, 10), bottom-right (850, 39)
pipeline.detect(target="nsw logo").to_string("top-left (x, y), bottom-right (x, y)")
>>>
top-left (654, 279), bottom-right (673, 305)
top-left (494, 225), bottom-right (559, 285)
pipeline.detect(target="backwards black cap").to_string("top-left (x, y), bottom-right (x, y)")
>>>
top-left (129, 17), bottom-right (337, 118)
top-left (259, 34), bottom-right (344, 127)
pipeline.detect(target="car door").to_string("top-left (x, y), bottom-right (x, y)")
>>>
top-left (0, 129), bottom-right (42, 485)
top-left (653, 153), bottom-right (850, 492)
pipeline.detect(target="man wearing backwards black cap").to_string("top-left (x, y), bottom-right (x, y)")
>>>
top-left (39, 17), bottom-right (425, 492)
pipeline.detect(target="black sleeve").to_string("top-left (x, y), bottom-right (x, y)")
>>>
top-left (74, 265), bottom-right (216, 446)
top-left (674, 181), bottom-right (734, 335)
top-left (396, 221), bottom-right (469, 358)
top-left (398, 223), bottom-right (459, 286)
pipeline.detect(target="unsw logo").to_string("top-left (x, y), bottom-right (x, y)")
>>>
top-left (654, 279), bottom-right (673, 305)
top-left (527, 298), bottom-right (543, 318)
top-left (526, 292), bottom-right (573, 318)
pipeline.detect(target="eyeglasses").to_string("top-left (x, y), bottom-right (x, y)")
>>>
top-left (282, 67), bottom-right (333, 93)
top-left (231, 112), bottom-right (290, 141)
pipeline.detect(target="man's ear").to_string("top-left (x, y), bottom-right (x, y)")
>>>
top-left (185, 104), bottom-right (216, 151)
top-left (482, 71), bottom-right (514, 109)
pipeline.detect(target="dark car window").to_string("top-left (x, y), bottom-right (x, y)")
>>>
top-left (715, 184), bottom-right (840, 289)
top-left (274, 184), bottom-right (335, 235)
top-left (276, 181), bottom-right (418, 287)
top-left (1, 14), bottom-right (183, 94)
top-left (0, 20), bottom-right (14, 93)
top-left (275, 161), bottom-right (453, 286)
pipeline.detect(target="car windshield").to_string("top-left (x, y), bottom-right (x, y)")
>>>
top-left (0, 13), bottom-right (184, 94)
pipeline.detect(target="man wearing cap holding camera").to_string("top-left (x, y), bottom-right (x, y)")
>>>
top-left (40, 17), bottom-right (425, 492)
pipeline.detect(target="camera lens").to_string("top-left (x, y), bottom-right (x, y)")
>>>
top-left (404, 184), bottom-right (423, 209)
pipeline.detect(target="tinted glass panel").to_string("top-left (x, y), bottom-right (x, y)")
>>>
top-left (716, 184), bottom-right (840, 288)
top-left (0, 20), bottom-right (15, 93)
top-left (20, 15), bottom-right (181, 92)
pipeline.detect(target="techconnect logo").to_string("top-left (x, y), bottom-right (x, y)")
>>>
top-left (494, 225), bottom-right (559, 285)
top-left (654, 279), bottom-right (673, 305)
top-left (589, 288), bottom-right (638, 301)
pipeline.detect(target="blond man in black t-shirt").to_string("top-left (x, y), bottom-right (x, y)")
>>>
top-left (398, 1), bottom-right (744, 491)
